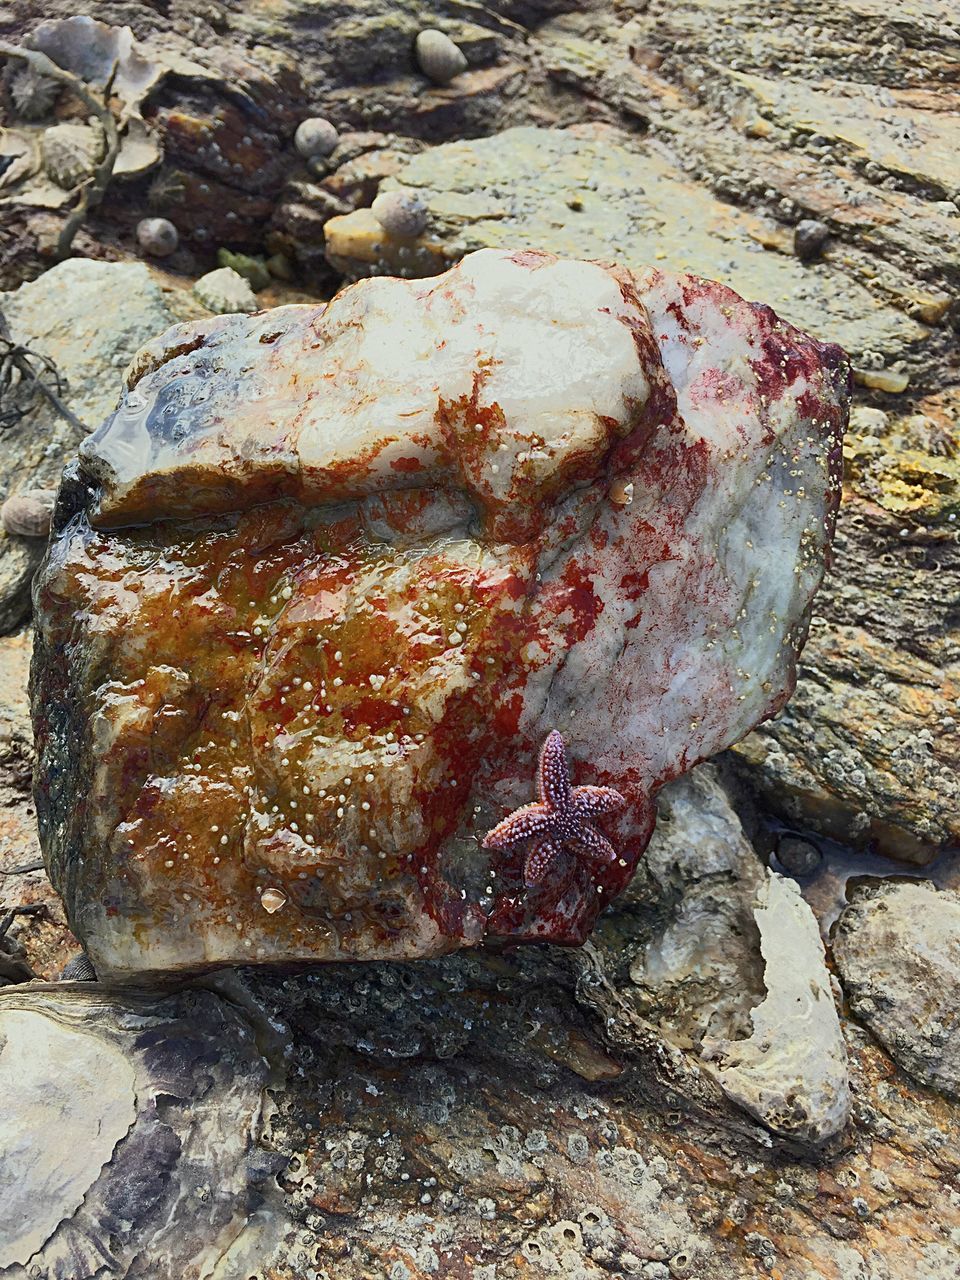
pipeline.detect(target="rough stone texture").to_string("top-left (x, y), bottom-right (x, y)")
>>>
top-left (317, 10), bottom-right (960, 860)
top-left (0, 0), bottom-right (958, 1274)
top-left (703, 873), bottom-right (850, 1145)
top-left (733, 393), bottom-right (960, 861)
top-left (834, 881), bottom-right (960, 1100)
top-left (323, 125), bottom-right (927, 366)
top-left (32, 248), bottom-right (848, 978)
top-left (193, 264), bottom-right (259, 312)
top-left (0, 258), bottom-right (192, 633)
top-left (626, 766), bottom-right (768, 1049)
top-left (0, 983), bottom-right (273, 1279)
top-left (624, 766), bottom-right (849, 1145)
top-left (1, 915), bottom-right (959, 1280)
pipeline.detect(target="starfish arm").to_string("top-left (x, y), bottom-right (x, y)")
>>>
top-left (482, 802), bottom-right (553, 850)
top-left (524, 838), bottom-right (562, 887)
top-left (574, 823), bottom-right (618, 865)
top-left (572, 784), bottom-right (626, 818)
top-left (537, 729), bottom-right (571, 812)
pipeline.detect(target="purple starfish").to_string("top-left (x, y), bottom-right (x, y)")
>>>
top-left (483, 730), bottom-right (626, 888)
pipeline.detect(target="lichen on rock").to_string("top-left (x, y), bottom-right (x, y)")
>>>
top-left (31, 248), bottom-right (849, 979)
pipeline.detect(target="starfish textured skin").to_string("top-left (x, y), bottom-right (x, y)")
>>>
top-left (482, 730), bottom-right (627, 887)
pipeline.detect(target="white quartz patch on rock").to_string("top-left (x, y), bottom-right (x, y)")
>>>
top-left (702, 873), bottom-right (851, 1146)
top-left (81, 250), bottom-right (658, 532)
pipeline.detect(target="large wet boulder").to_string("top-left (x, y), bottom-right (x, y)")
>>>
top-left (31, 248), bottom-right (849, 978)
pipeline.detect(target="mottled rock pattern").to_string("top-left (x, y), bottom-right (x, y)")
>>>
top-left (734, 394), bottom-right (960, 860)
top-left (0, 983), bottom-right (272, 1279)
top-left (834, 880), bottom-right (960, 1099)
top-left (32, 249), bottom-right (847, 978)
top-left (0, 258), bottom-right (189, 633)
top-left (2, 923), bottom-right (959, 1280)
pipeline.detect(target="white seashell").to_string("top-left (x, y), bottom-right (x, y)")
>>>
top-left (294, 117), bottom-right (339, 159)
top-left (193, 267), bottom-right (258, 315)
top-left (1, 488), bottom-right (57, 538)
top-left (260, 887), bottom-right (287, 914)
top-left (136, 217), bottom-right (179, 257)
top-left (41, 121), bottom-right (104, 190)
top-left (415, 29), bottom-right (468, 84)
top-left (371, 188), bottom-right (429, 239)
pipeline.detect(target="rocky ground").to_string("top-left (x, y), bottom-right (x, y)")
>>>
top-left (0, 1), bottom-right (958, 1278)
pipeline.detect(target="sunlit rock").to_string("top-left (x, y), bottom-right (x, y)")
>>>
top-left (32, 249), bottom-right (849, 978)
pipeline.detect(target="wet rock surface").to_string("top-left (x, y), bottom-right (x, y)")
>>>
top-left (32, 248), bottom-right (847, 978)
top-left (3, 865), bottom-right (960, 1280)
top-left (834, 880), bottom-right (960, 1100)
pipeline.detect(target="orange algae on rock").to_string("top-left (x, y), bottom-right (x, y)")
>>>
top-left (31, 249), bottom-right (849, 978)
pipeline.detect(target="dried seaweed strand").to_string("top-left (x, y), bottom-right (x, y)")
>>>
top-left (0, 308), bottom-right (87, 435)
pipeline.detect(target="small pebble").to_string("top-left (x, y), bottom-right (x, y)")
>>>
top-left (1, 488), bottom-right (56, 538)
top-left (774, 832), bottom-right (823, 877)
top-left (136, 217), bottom-right (179, 258)
top-left (294, 117), bottom-right (339, 159)
top-left (371, 188), bottom-right (429, 239)
top-left (793, 219), bottom-right (829, 261)
top-left (415, 29), bottom-right (468, 84)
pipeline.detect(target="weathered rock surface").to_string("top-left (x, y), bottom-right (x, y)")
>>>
top-left (1, 909), bottom-right (959, 1280)
top-left (323, 123), bottom-right (957, 861)
top-left (32, 248), bottom-right (848, 978)
top-left (193, 263), bottom-right (258, 313)
top-left (834, 880), bottom-right (960, 1099)
top-left (702, 873), bottom-right (849, 1145)
top-left (733, 393), bottom-right (960, 860)
top-left (323, 125), bottom-right (927, 367)
top-left (0, 982), bottom-right (273, 1278)
top-left (1, 0), bottom-right (958, 1274)
top-left (622, 766), bottom-right (849, 1145)
top-left (0, 258), bottom-right (191, 632)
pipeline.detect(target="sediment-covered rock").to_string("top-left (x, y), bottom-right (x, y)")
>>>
top-left (834, 881), bottom-right (960, 1100)
top-left (32, 248), bottom-right (849, 978)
